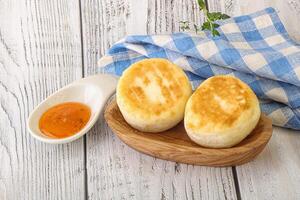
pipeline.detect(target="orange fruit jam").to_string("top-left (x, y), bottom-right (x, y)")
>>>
top-left (39, 102), bottom-right (91, 138)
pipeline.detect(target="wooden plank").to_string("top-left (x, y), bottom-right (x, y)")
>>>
top-left (81, 0), bottom-right (237, 199)
top-left (208, 0), bottom-right (300, 41)
top-left (235, 127), bottom-right (300, 199)
top-left (0, 0), bottom-right (85, 199)
top-left (207, 1), bottom-right (300, 199)
top-left (146, 0), bottom-right (206, 34)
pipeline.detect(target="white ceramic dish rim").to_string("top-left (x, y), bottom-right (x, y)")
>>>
top-left (27, 74), bottom-right (118, 144)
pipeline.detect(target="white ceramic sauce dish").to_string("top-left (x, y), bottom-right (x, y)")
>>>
top-left (27, 74), bottom-right (118, 144)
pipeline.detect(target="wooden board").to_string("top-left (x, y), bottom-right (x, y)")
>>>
top-left (104, 99), bottom-right (273, 167)
top-left (1, 0), bottom-right (299, 199)
top-left (0, 0), bottom-right (85, 199)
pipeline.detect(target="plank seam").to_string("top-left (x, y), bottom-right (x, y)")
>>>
top-left (78, 0), bottom-right (88, 199)
top-left (232, 167), bottom-right (241, 200)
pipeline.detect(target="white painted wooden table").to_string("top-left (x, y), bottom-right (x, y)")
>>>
top-left (1, 0), bottom-right (300, 199)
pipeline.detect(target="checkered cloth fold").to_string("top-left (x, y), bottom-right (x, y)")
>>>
top-left (98, 7), bottom-right (300, 130)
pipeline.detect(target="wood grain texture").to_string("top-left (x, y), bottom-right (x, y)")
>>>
top-left (235, 127), bottom-right (300, 200)
top-left (2, 0), bottom-right (297, 199)
top-left (81, 1), bottom-right (236, 199)
top-left (146, 0), bottom-right (205, 34)
top-left (105, 99), bottom-right (273, 167)
top-left (0, 0), bottom-right (84, 199)
top-left (207, 0), bottom-right (300, 199)
top-left (81, 0), bottom-right (131, 75)
top-left (208, 0), bottom-right (300, 41)
top-left (86, 97), bottom-right (237, 199)
top-left (81, 0), bottom-right (205, 75)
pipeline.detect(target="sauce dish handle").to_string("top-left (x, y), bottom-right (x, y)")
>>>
top-left (74, 73), bottom-right (119, 102)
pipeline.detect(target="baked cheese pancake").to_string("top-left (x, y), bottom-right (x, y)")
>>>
top-left (184, 75), bottom-right (260, 148)
top-left (117, 58), bottom-right (192, 132)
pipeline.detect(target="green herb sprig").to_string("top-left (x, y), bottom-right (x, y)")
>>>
top-left (180, 0), bottom-right (230, 36)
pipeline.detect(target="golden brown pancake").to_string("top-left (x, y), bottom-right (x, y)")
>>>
top-left (117, 58), bottom-right (192, 132)
top-left (184, 75), bottom-right (260, 148)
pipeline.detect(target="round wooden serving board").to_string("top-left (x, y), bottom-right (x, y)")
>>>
top-left (104, 99), bottom-right (273, 167)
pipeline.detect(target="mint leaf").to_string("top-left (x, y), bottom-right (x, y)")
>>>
top-left (201, 22), bottom-right (211, 31)
top-left (221, 13), bottom-right (230, 19)
top-left (213, 23), bottom-right (220, 28)
top-left (180, 0), bottom-right (229, 37)
top-left (207, 12), bottom-right (221, 21)
top-left (197, 0), bottom-right (206, 10)
top-left (201, 22), bottom-right (219, 30)
top-left (212, 29), bottom-right (220, 36)
top-left (207, 12), bottom-right (230, 21)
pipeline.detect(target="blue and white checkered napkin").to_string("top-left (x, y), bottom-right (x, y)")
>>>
top-left (98, 7), bottom-right (300, 130)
